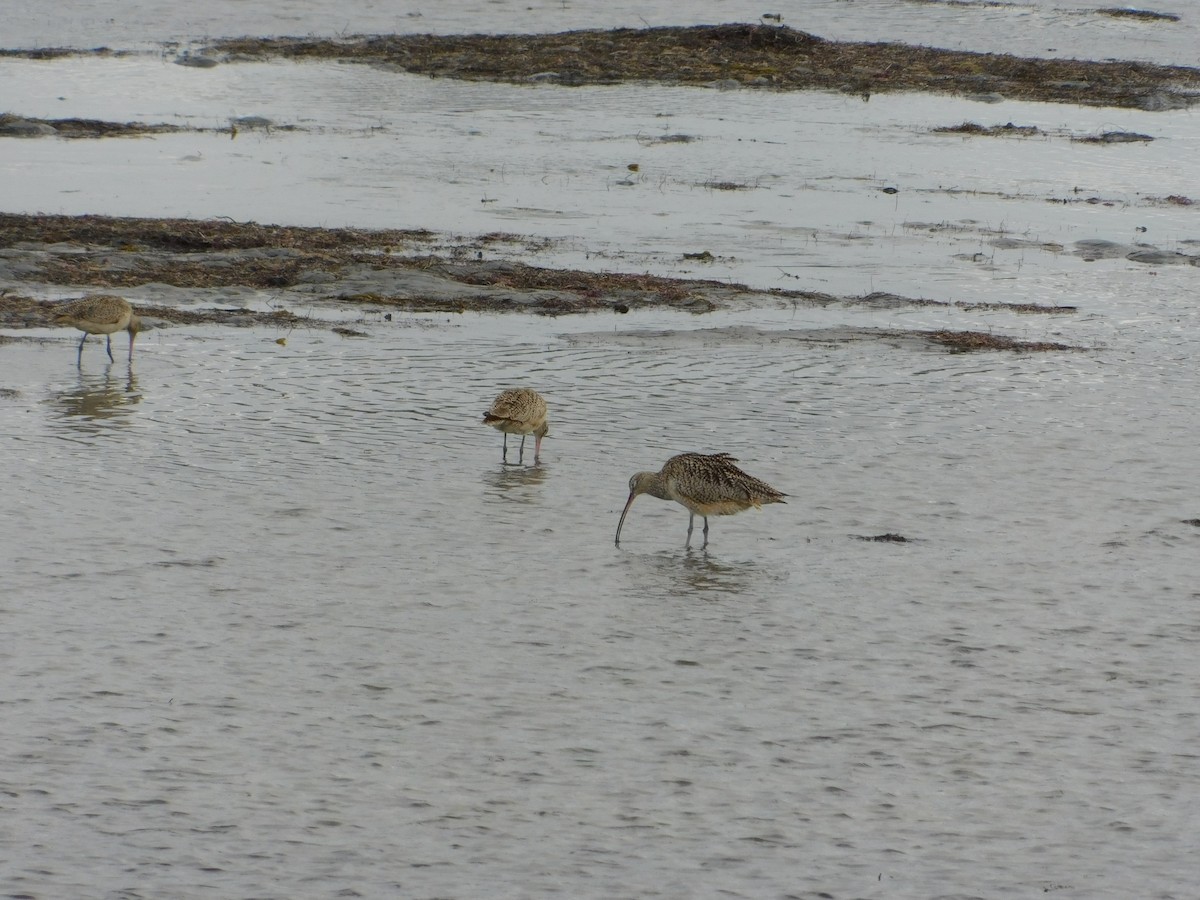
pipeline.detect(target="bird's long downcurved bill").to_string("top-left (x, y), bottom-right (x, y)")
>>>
top-left (615, 492), bottom-right (637, 545)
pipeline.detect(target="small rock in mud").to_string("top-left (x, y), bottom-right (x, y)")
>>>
top-left (0, 117), bottom-right (57, 137)
top-left (175, 54), bottom-right (219, 68)
top-left (1126, 248), bottom-right (1200, 265)
top-left (1073, 130), bottom-right (1154, 143)
top-left (932, 121), bottom-right (1041, 138)
top-left (1096, 7), bottom-right (1180, 22)
top-left (231, 116), bottom-right (274, 130)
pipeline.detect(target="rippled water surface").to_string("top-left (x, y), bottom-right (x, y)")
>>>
top-left (3, 1), bottom-right (1200, 897)
top-left (4, 306), bottom-right (1200, 897)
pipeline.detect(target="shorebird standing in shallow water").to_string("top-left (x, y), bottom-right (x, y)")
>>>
top-left (615, 452), bottom-right (786, 548)
top-left (482, 388), bottom-right (549, 464)
top-left (54, 295), bottom-right (141, 364)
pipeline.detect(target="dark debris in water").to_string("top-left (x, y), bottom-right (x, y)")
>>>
top-left (0, 113), bottom-right (301, 140)
top-left (852, 290), bottom-right (1073, 315)
top-left (647, 133), bottom-right (697, 145)
top-left (928, 330), bottom-right (1076, 352)
top-left (853, 533), bottom-right (912, 543)
top-left (1072, 130), bottom-right (1155, 143)
top-left (1096, 7), bottom-right (1181, 22)
top-left (201, 24), bottom-right (1200, 110)
top-left (0, 46), bottom-right (126, 60)
top-left (0, 212), bottom-right (436, 252)
top-left (0, 113), bottom-right (189, 139)
top-left (933, 121), bottom-right (1042, 137)
top-left (933, 122), bottom-right (1162, 143)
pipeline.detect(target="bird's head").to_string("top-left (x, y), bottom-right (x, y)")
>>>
top-left (615, 471), bottom-right (662, 546)
top-left (628, 471), bottom-right (662, 497)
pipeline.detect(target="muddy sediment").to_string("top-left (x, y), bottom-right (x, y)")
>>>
top-left (0, 113), bottom-right (188, 139)
top-left (0, 112), bottom-right (298, 140)
top-left (3, 25), bottom-right (1197, 112)
top-left (200, 24), bottom-right (1200, 111)
top-left (0, 213), bottom-right (1081, 352)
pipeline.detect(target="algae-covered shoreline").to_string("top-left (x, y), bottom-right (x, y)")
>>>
top-left (0, 212), bottom-right (1079, 352)
top-left (3, 24), bottom-right (1198, 111)
top-left (208, 24), bottom-right (1200, 110)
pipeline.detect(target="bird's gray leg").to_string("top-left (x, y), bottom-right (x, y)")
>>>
top-left (518, 433), bottom-right (526, 464)
top-left (501, 432), bottom-right (508, 462)
top-left (105, 334), bottom-right (114, 362)
top-left (685, 512), bottom-right (694, 547)
top-left (76, 333), bottom-right (87, 365)
top-left (702, 517), bottom-right (710, 548)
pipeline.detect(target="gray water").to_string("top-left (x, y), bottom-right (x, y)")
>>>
top-left (4, 306), bottom-right (1199, 897)
top-left (3, 1), bottom-right (1200, 897)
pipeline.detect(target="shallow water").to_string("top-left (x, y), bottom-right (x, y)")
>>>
top-left (3, 1), bottom-right (1200, 897)
top-left (4, 305), bottom-right (1200, 897)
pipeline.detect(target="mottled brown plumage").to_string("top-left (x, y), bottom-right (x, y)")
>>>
top-left (483, 388), bottom-right (549, 463)
top-left (615, 452), bottom-right (786, 547)
top-left (53, 294), bottom-right (140, 363)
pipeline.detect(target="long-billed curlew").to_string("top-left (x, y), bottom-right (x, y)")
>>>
top-left (615, 452), bottom-right (786, 548)
top-left (53, 295), bottom-right (141, 364)
top-left (483, 388), bottom-right (549, 464)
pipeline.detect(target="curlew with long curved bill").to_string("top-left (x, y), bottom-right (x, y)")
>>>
top-left (483, 388), bottom-right (549, 464)
top-left (54, 295), bottom-right (141, 364)
top-left (616, 452), bottom-right (786, 548)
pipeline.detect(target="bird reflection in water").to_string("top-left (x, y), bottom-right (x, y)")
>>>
top-left (50, 362), bottom-right (141, 429)
top-left (481, 460), bottom-right (549, 504)
top-left (633, 547), bottom-right (761, 600)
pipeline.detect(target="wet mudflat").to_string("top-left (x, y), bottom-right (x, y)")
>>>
top-left (207, 24), bottom-right (1200, 110)
top-left (3, 2), bottom-right (1200, 898)
top-left (12, 24), bottom-right (1200, 110)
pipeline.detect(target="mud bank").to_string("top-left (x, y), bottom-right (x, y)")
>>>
top-left (4, 24), bottom-right (1197, 111)
top-left (202, 24), bottom-right (1200, 110)
top-left (0, 213), bottom-right (1079, 351)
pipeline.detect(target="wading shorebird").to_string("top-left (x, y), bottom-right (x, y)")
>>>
top-left (615, 452), bottom-right (786, 548)
top-left (482, 388), bottom-right (549, 464)
top-left (53, 295), bottom-right (141, 364)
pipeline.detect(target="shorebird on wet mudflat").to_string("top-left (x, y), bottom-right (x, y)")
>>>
top-left (53, 294), bottom-right (141, 364)
top-left (615, 452), bottom-right (786, 548)
top-left (482, 388), bottom-right (549, 464)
